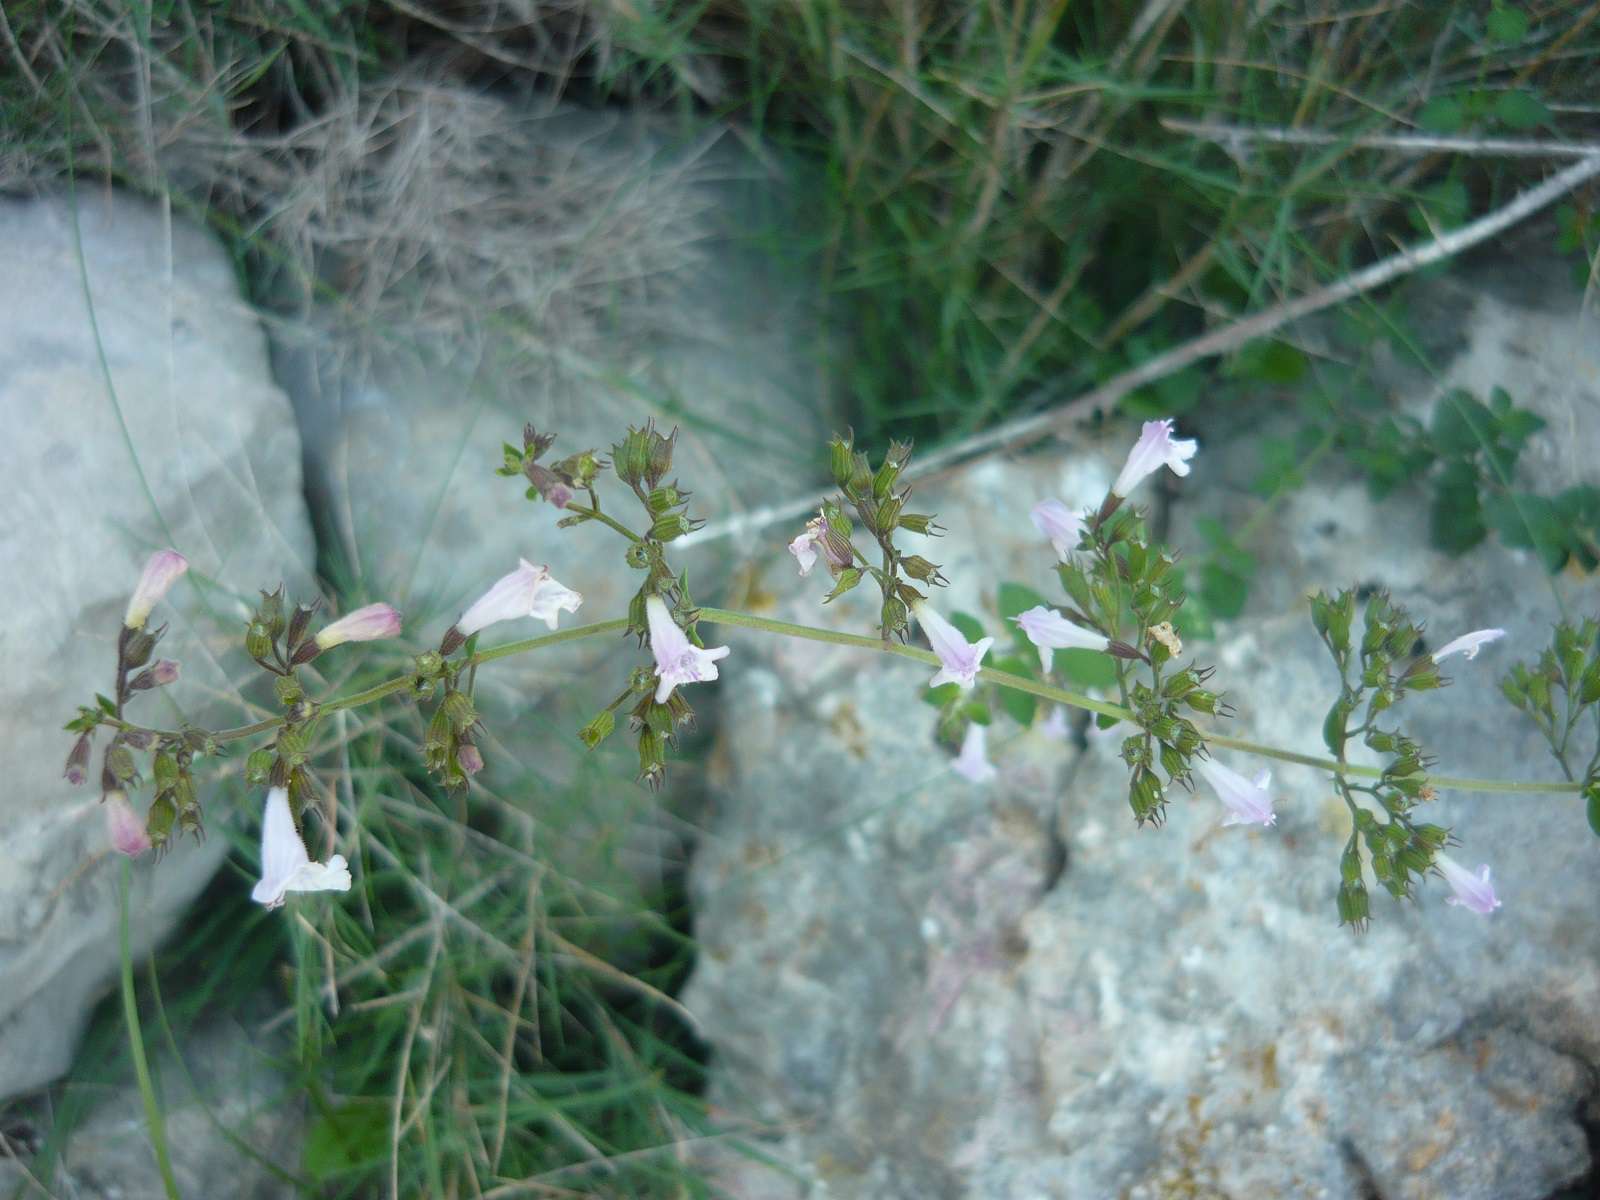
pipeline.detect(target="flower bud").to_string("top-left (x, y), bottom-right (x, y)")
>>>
top-left (286, 602), bottom-right (318, 651)
top-left (645, 425), bottom-right (678, 486)
top-left (828, 434), bottom-right (854, 488)
top-left (443, 690), bottom-right (477, 734)
top-left (246, 748), bottom-right (274, 785)
top-left (314, 603), bottom-right (403, 650)
top-left (876, 494), bottom-right (904, 534)
top-left (1581, 662), bottom-right (1600, 706)
top-left (64, 734), bottom-right (92, 785)
top-left (246, 621), bottom-right (273, 660)
top-left (647, 486), bottom-right (683, 516)
top-left (900, 556), bottom-right (946, 585)
top-left (579, 710), bottom-right (616, 749)
top-left (258, 587), bottom-right (286, 639)
top-left (1340, 843), bottom-right (1363, 883)
top-left (872, 458), bottom-right (900, 500)
top-left (650, 512), bottom-right (699, 542)
top-left (457, 741), bottom-right (485, 777)
top-left (125, 550), bottom-right (189, 630)
top-left (1337, 881), bottom-right (1370, 929)
top-left (524, 461), bottom-right (573, 508)
top-left (105, 744), bottom-right (136, 783)
top-left (129, 660), bottom-right (180, 691)
top-left (614, 426), bottom-right (651, 485)
top-left (414, 651), bottom-right (444, 679)
top-left (121, 628), bottom-right (158, 671)
top-left (1128, 767), bottom-right (1165, 826)
top-left (104, 790), bottom-right (153, 857)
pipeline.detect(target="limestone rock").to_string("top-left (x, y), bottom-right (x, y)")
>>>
top-left (682, 263), bottom-right (1600, 1197)
top-left (0, 192), bottom-right (316, 1099)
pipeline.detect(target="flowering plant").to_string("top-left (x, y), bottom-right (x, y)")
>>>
top-left (64, 418), bottom-right (1598, 936)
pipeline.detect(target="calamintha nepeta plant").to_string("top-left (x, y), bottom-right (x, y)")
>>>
top-left (64, 418), bottom-right (1597, 933)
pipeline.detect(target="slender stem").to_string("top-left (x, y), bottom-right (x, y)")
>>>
top-left (109, 611), bottom-right (1579, 797)
top-left (120, 860), bottom-right (182, 1200)
top-left (562, 504), bottom-right (642, 544)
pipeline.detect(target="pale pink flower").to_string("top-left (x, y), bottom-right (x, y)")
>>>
top-left (457, 743), bottom-right (485, 777)
top-left (250, 787), bottom-right (351, 908)
top-left (124, 550), bottom-right (188, 629)
top-left (1432, 628), bottom-right (1505, 663)
top-left (1435, 851), bottom-right (1501, 915)
top-left (914, 602), bottom-right (993, 691)
top-left (951, 723), bottom-right (997, 784)
top-left (457, 560), bottom-right (582, 636)
top-left (788, 520), bottom-right (822, 576)
top-left (1038, 706), bottom-right (1071, 741)
top-left (104, 790), bottom-right (151, 856)
top-left (1111, 419), bottom-right (1197, 498)
top-left (313, 603), bottom-right (403, 650)
top-left (646, 596), bottom-right (730, 703)
top-left (1012, 605), bottom-right (1109, 673)
top-left (1030, 499), bottom-right (1084, 561)
top-left (1194, 756), bottom-right (1276, 827)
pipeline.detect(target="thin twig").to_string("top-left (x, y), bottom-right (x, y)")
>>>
top-left (683, 153), bottom-right (1600, 546)
top-left (1161, 116), bottom-right (1600, 159)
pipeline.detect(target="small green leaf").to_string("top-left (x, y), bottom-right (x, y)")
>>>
top-left (1431, 389), bottom-right (1497, 456)
top-left (1417, 95), bottom-right (1465, 133)
top-left (1227, 339), bottom-right (1308, 385)
top-left (1429, 461), bottom-right (1488, 555)
top-left (1485, 492), bottom-right (1571, 572)
top-left (1487, 5), bottom-right (1530, 42)
top-left (1494, 89), bottom-right (1551, 130)
top-left (96, 694), bottom-right (118, 716)
top-left (923, 683), bottom-right (961, 708)
top-left (1586, 781), bottom-right (1600, 838)
top-left (993, 655), bottom-right (1038, 725)
top-left (1201, 562), bottom-right (1251, 620)
top-left (1058, 648), bottom-right (1117, 690)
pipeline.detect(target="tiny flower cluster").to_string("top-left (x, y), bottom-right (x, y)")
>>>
top-left (1499, 617), bottom-right (1600, 840)
top-left (788, 432), bottom-right (945, 642)
top-left (1312, 586), bottom-right (1504, 925)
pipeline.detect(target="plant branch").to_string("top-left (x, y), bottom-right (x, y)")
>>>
top-left (1160, 117), bottom-right (1600, 159)
top-left (129, 612), bottom-right (1576, 798)
top-left (120, 860), bottom-right (181, 1200)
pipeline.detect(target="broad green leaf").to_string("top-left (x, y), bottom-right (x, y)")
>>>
top-left (1485, 491), bottom-right (1570, 572)
top-left (1431, 390), bottom-right (1496, 456)
top-left (1494, 89), bottom-right (1551, 130)
top-left (1058, 648), bottom-right (1118, 690)
top-left (997, 582), bottom-right (1050, 648)
top-left (1429, 461), bottom-right (1488, 555)
top-left (993, 654), bottom-right (1037, 725)
top-left (1417, 96), bottom-right (1464, 133)
top-left (1487, 5), bottom-right (1529, 42)
top-left (1201, 562), bottom-right (1251, 619)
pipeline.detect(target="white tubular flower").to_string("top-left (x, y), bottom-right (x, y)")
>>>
top-left (104, 790), bottom-right (152, 857)
top-left (1012, 605), bottom-right (1109, 673)
top-left (1194, 756), bottom-right (1276, 828)
top-left (1432, 628), bottom-right (1505, 663)
top-left (458, 560), bottom-right (582, 636)
top-left (1435, 851), bottom-right (1502, 915)
top-left (951, 723), bottom-right (997, 784)
top-left (1030, 499), bottom-right (1084, 561)
top-left (1111, 419), bottom-right (1197, 498)
top-left (251, 787), bottom-right (351, 909)
top-left (913, 602), bottom-right (993, 691)
top-left (646, 596), bottom-right (730, 703)
top-left (124, 549), bottom-right (188, 629)
top-left (313, 603), bottom-right (403, 649)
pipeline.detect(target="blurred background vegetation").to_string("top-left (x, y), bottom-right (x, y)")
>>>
top-left (3, 1), bottom-right (1598, 1195)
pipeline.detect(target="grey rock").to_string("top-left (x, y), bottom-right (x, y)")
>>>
top-left (682, 263), bottom-right (1600, 1198)
top-left (0, 192), bottom-right (316, 1099)
top-left (0, 1019), bottom-right (301, 1199)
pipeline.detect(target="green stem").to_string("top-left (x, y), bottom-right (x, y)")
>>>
top-left (562, 504), bottom-right (642, 544)
top-left (119, 860), bottom-right (181, 1200)
top-left (116, 611), bottom-right (1579, 798)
